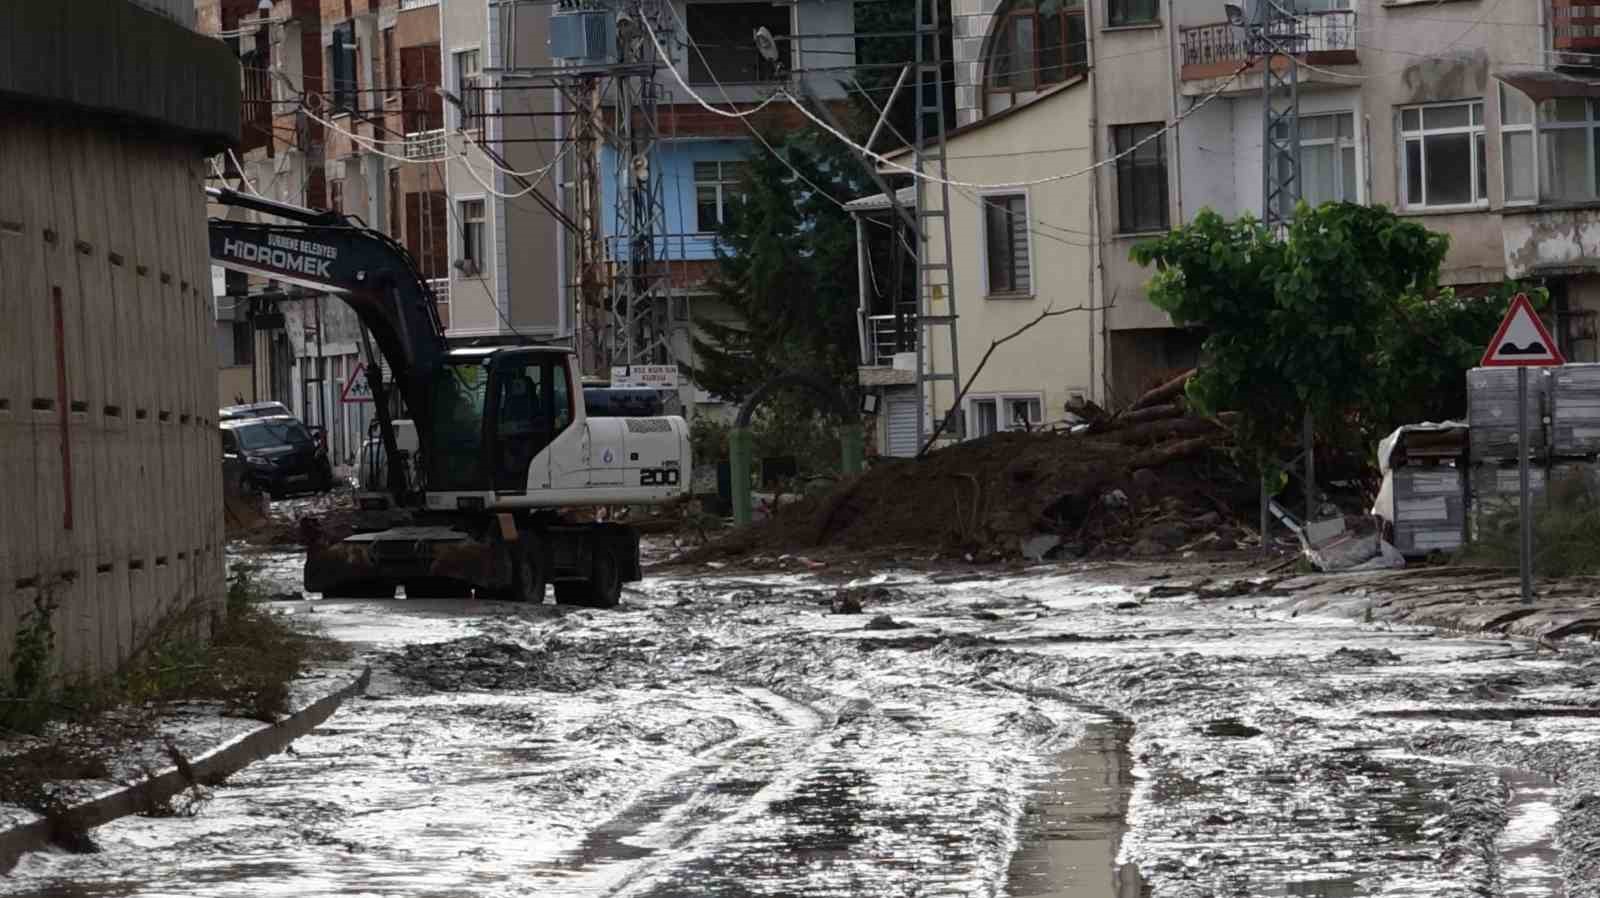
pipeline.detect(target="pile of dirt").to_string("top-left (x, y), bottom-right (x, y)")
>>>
top-left (688, 427), bottom-right (1258, 563)
top-left (676, 371), bottom-right (1263, 563)
top-left (227, 490), bottom-right (363, 548)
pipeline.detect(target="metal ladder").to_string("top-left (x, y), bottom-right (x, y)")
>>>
top-left (912, 0), bottom-right (960, 449)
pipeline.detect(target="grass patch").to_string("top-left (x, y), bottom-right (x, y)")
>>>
top-left (1465, 472), bottom-right (1600, 577)
top-left (0, 562), bottom-right (349, 846)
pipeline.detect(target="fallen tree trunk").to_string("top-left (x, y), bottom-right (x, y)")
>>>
top-left (1129, 368), bottom-right (1196, 412)
top-left (1111, 403), bottom-right (1184, 427)
top-left (1128, 433), bottom-right (1223, 469)
top-left (1106, 414), bottom-right (1230, 445)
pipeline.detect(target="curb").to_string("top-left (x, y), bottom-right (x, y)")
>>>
top-left (0, 666), bottom-right (371, 873)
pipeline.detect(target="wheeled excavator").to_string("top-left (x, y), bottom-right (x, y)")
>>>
top-left (207, 188), bottom-right (690, 607)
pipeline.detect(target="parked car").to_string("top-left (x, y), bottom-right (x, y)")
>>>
top-left (220, 400), bottom-right (293, 421)
top-left (221, 414), bottom-right (335, 499)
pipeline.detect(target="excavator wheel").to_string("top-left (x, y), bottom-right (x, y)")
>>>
top-left (507, 545), bottom-right (546, 604)
top-left (560, 545), bottom-right (620, 609)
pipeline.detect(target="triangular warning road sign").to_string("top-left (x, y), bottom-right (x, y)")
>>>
top-left (341, 362), bottom-right (376, 403)
top-left (1481, 293), bottom-right (1566, 368)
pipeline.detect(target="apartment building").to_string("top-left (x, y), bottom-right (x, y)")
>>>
top-left (931, 0), bottom-right (1600, 409)
top-left (583, 0), bottom-right (856, 414)
top-left (198, 0), bottom-right (454, 466)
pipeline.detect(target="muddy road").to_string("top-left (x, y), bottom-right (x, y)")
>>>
top-left (8, 557), bottom-right (1600, 897)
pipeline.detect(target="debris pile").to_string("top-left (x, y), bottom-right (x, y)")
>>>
top-left (694, 371), bottom-right (1263, 561)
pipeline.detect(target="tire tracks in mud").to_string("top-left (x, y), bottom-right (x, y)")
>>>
top-left (521, 685), bottom-right (830, 896)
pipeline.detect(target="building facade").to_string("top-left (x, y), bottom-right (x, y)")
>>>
top-left (916, 0), bottom-right (1600, 411)
top-left (852, 82), bottom-right (1099, 457)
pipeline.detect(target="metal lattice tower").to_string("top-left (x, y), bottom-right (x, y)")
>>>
top-left (609, 0), bottom-right (674, 367)
top-left (1252, 0), bottom-right (1306, 229)
top-left (912, 0), bottom-right (961, 447)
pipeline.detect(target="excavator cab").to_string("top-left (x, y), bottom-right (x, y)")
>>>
top-left (420, 348), bottom-right (576, 497)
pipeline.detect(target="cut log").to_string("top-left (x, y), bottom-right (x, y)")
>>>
top-left (1112, 403), bottom-right (1184, 427)
top-left (1129, 368), bottom-right (1196, 412)
top-left (1065, 396), bottom-right (1112, 428)
top-left (1128, 434), bottom-right (1222, 469)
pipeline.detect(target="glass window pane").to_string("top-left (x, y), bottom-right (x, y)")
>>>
top-left (1424, 104), bottom-right (1469, 130)
top-left (693, 162), bottom-right (718, 183)
top-left (1545, 97), bottom-right (1590, 123)
top-left (696, 185), bottom-right (720, 230)
top-left (1423, 132), bottom-right (1472, 205)
top-left (1303, 114), bottom-right (1335, 141)
top-left (1402, 108), bottom-right (1420, 132)
top-left (1341, 145), bottom-right (1357, 201)
top-left (976, 400), bottom-right (998, 437)
top-left (1475, 132), bottom-right (1487, 202)
top-left (1405, 139), bottom-right (1423, 205)
top-left (1504, 131), bottom-right (1536, 203)
top-left (1301, 143), bottom-right (1338, 207)
top-left (1011, 17), bottom-right (1036, 89)
top-left (1007, 197), bottom-right (1030, 292)
top-left (1336, 112), bottom-right (1354, 139)
top-left (1502, 85), bottom-right (1534, 126)
top-left (1471, 102), bottom-right (1483, 126)
top-left (1039, 10), bottom-right (1064, 83)
top-left (1542, 127), bottom-right (1594, 202)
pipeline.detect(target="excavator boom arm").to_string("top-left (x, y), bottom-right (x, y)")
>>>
top-left (206, 187), bottom-right (448, 499)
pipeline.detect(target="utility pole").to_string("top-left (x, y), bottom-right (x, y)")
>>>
top-left (1233, 0), bottom-right (1309, 546)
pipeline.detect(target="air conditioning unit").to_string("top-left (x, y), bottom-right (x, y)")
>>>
top-left (551, 10), bottom-right (617, 65)
top-left (454, 258), bottom-right (480, 276)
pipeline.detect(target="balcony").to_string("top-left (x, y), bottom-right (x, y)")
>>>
top-left (1179, 11), bottom-right (1357, 83)
top-left (865, 314), bottom-right (917, 367)
top-left (1551, 1), bottom-right (1600, 69)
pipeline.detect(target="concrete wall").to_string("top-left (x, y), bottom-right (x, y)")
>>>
top-left (0, 120), bottom-right (225, 682)
top-left (919, 83), bottom-right (1100, 433)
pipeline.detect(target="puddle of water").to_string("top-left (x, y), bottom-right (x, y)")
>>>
top-left (1498, 768), bottom-right (1565, 898)
top-left (1006, 717), bottom-right (1148, 898)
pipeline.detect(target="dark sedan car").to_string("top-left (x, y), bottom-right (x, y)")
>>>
top-left (221, 415), bottom-right (335, 498)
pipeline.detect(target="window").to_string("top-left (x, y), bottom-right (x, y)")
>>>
top-left (329, 178), bottom-right (344, 215)
top-left (694, 160), bottom-right (748, 231)
top-left (983, 194), bottom-right (1031, 295)
top-left (970, 394), bottom-right (1043, 438)
top-left (1107, 0), bottom-right (1158, 27)
top-left (1113, 122), bottom-right (1169, 232)
top-left (986, 0), bottom-right (1087, 110)
top-left (1501, 85), bottom-right (1536, 205)
top-left (459, 199), bottom-right (486, 273)
top-left (400, 44), bottom-right (444, 134)
top-left (1536, 96), bottom-right (1600, 204)
top-left (1399, 100), bottom-right (1486, 209)
top-left (329, 21), bottom-right (358, 113)
top-left (672, 296), bottom-right (690, 322)
top-left (686, 3), bottom-right (791, 84)
top-left (1272, 112), bottom-right (1358, 213)
top-left (455, 49), bottom-right (483, 131)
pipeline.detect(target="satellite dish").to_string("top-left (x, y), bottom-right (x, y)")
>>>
top-left (753, 26), bottom-right (781, 64)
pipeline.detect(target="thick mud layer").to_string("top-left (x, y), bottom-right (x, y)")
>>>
top-left (7, 563), bottom-right (1600, 897)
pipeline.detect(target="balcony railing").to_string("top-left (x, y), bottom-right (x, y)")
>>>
top-left (866, 314), bottom-right (917, 367)
top-left (1180, 10), bottom-right (1357, 77)
top-left (427, 278), bottom-right (450, 330)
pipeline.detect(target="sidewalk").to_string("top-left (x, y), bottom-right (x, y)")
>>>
top-left (1175, 565), bottom-right (1600, 641)
top-left (0, 664), bottom-right (369, 872)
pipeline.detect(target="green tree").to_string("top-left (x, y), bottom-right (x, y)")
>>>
top-left (689, 129), bottom-right (868, 403)
top-left (1131, 203), bottom-right (1544, 470)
